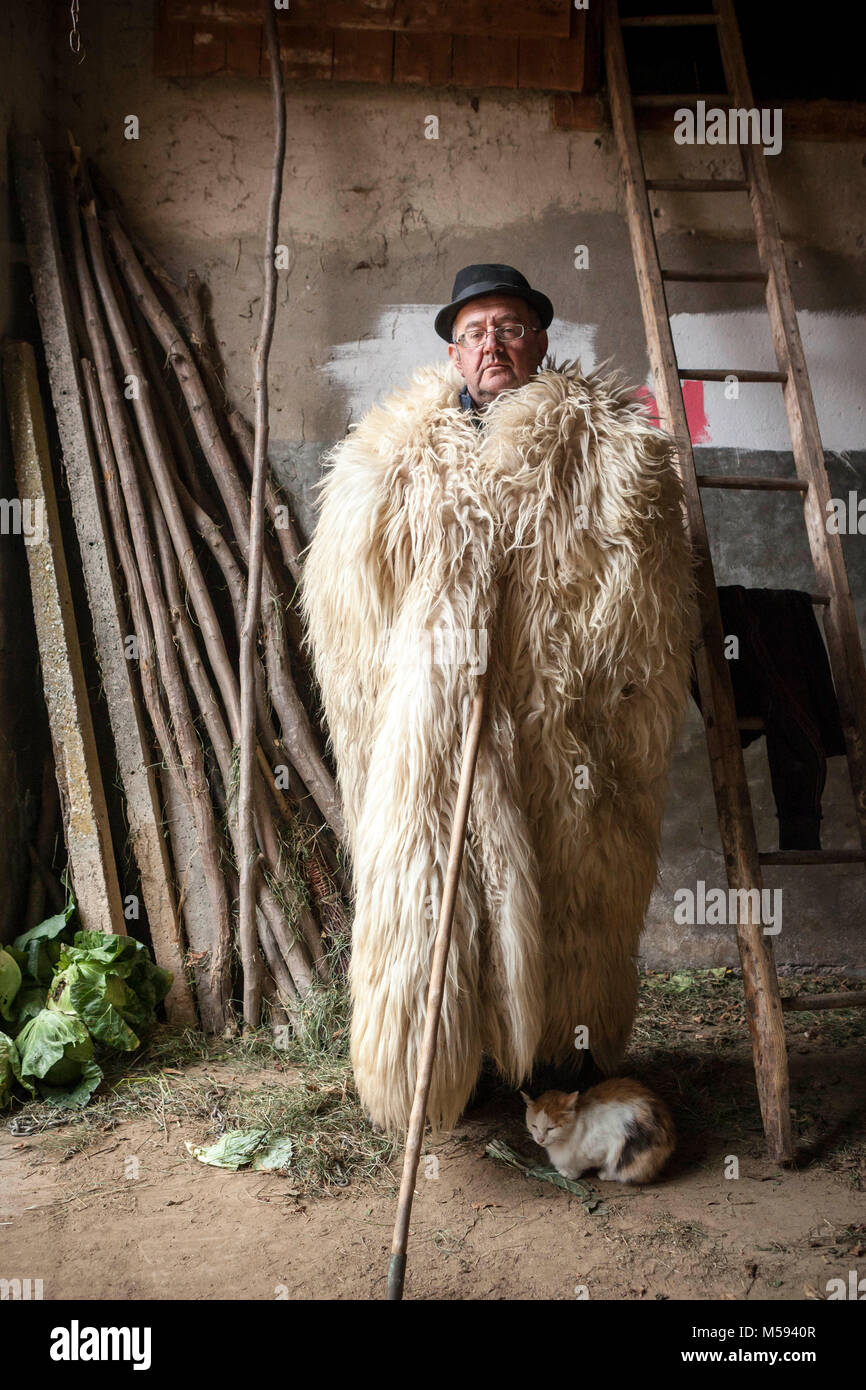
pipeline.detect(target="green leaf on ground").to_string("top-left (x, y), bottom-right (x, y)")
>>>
top-left (187, 1128), bottom-right (295, 1172)
top-left (186, 1129), bottom-right (271, 1170)
top-left (484, 1139), bottom-right (607, 1213)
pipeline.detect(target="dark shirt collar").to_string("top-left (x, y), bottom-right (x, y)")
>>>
top-left (458, 383), bottom-right (485, 430)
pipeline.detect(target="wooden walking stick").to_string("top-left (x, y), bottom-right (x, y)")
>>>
top-left (387, 662), bottom-right (490, 1301)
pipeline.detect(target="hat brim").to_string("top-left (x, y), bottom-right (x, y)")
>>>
top-left (434, 281), bottom-right (554, 342)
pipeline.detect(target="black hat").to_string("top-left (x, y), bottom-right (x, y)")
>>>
top-left (434, 263), bottom-right (554, 342)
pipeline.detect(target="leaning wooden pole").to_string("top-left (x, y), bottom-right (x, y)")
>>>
top-left (238, 0), bottom-right (287, 1026)
top-left (2, 341), bottom-right (126, 936)
top-left (387, 667), bottom-right (489, 1302)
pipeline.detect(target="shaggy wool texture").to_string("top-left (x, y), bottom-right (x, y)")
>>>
top-left (300, 359), bottom-right (696, 1133)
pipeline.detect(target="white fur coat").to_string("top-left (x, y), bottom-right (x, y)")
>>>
top-left (300, 360), bottom-right (695, 1133)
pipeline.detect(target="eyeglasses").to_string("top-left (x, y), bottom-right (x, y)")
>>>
top-left (453, 322), bottom-right (539, 349)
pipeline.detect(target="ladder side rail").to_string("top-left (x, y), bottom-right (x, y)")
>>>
top-left (604, 0), bottom-right (792, 1163)
top-left (714, 0), bottom-right (866, 849)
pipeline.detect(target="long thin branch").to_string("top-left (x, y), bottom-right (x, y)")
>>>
top-left (145, 460), bottom-right (318, 981)
top-left (121, 238), bottom-right (305, 587)
top-left (226, 867), bottom-right (300, 1027)
top-left (72, 154), bottom-right (341, 1027)
top-left (69, 194), bottom-right (232, 1031)
top-left (146, 283), bottom-right (334, 848)
top-left (83, 200), bottom-right (244, 742)
top-left (227, 406), bottom-right (304, 585)
top-left (112, 206), bottom-right (331, 987)
top-left (145, 468), bottom-right (315, 999)
top-left (132, 306), bottom-right (277, 750)
top-left (126, 275), bottom-right (321, 996)
top-left (104, 213), bottom-right (346, 842)
top-left (80, 359), bottom-right (180, 796)
top-left (238, 1), bottom-right (287, 1026)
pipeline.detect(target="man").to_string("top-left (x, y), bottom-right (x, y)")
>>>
top-left (301, 264), bottom-right (695, 1134)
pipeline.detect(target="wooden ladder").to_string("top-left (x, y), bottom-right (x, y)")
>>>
top-left (604, 0), bottom-right (866, 1163)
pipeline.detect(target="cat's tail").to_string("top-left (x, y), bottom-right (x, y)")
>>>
top-left (615, 1086), bottom-right (676, 1184)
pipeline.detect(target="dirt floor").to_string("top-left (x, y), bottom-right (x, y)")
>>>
top-left (2, 969), bottom-right (864, 1301)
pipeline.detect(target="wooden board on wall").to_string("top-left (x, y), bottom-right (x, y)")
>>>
top-left (155, 1), bottom-right (260, 78)
top-left (518, 35), bottom-right (586, 92)
top-left (261, 29), bottom-right (335, 81)
top-left (156, 7), bottom-right (590, 92)
top-left (226, 24), bottom-right (263, 75)
top-left (451, 36), bottom-right (518, 89)
top-left (333, 29), bottom-right (393, 83)
top-left (191, 28), bottom-right (227, 76)
top-left (2, 342), bottom-right (126, 940)
top-left (154, 1), bottom-right (193, 76)
top-left (165, 0), bottom-right (571, 38)
top-left (394, 33), bottom-right (452, 86)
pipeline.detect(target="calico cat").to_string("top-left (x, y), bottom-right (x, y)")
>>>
top-left (520, 1079), bottom-right (675, 1184)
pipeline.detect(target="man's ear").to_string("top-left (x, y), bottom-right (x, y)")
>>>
top-left (448, 342), bottom-right (466, 378)
top-left (535, 328), bottom-right (549, 364)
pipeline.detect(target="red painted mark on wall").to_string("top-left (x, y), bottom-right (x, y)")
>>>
top-left (633, 381), bottom-right (710, 444)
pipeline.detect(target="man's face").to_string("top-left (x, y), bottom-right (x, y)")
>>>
top-left (447, 294), bottom-right (548, 405)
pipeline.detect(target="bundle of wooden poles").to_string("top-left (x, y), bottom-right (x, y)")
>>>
top-left (57, 149), bottom-right (348, 1035)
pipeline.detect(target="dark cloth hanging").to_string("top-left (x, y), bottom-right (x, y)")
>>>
top-left (691, 587), bottom-right (846, 850)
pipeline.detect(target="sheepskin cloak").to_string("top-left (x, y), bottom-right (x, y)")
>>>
top-left (300, 360), bottom-right (695, 1133)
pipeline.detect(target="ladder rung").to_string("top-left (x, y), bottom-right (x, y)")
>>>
top-left (759, 850), bottom-right (866, 865)
top-left (782, 991), bottom-right (866, 1012)
top-left (738, 717), bottom-right (765, 731)
top-left (696, 474), bottom-right (807, 492)
top-left (632, 92), bottom-right (729, 108)
top-left (722, 591), bottom-right (829, 606)
top-left (662, 269), bottom-right (767, 283)
top-left (647, 179), bottom-right (749, 192)
top-left (678, 368), bottom-right (787, 383)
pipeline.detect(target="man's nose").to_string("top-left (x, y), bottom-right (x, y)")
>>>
top-left (481, 331), bottom-right (506, 356)
top-left (480, 326), bottom-right (505, 347)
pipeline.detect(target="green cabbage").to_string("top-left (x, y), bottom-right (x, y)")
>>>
top-left (15, 1008), bottom-right (102, 1106)
top-left (51, 931), bottom-right (172, 1045)
top-left (47, 960), bottom-right (141, 1050)
top-left (12, 906), bottom-right (76, 985)
top-left (9, 983), bottom-right (47, 1026)
top-left (1, 918), bottom-right (170, 1109)
top-left (0, 948), bottom-right (22, 1022)
top-left (0, 1033), bottom-right (27, 1107)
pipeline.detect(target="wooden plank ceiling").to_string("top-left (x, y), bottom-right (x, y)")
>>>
top-left (155, 0), bottom-right (595, 92)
